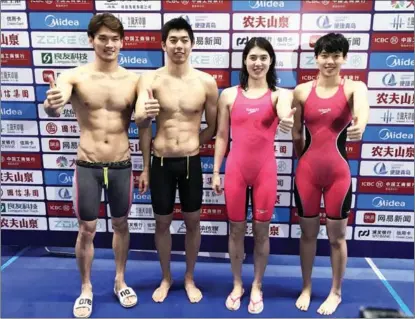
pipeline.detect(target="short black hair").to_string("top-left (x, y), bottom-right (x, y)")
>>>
top-left (239, 37), bottom-right (277, 91)
top-left (161, 17), bottom-right (194, 44)
top-left (314, 33), bottom-right (349, 57)
top-left (87, 13), bottom-right (124, 39)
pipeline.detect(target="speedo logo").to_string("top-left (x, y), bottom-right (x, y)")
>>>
top-left (246, 108), bottom-right (259, 114)
top-left (318, 108), bottom-right (331, 114)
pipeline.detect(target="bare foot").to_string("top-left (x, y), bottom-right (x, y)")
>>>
top-left (152, 278), bottom-right (173, 303)
top-left (317, 291), bottom-right (342, 315)
top-left (295, 288), bottom-right (311, 311)
top-left (184, 278), bottom-right (203, 303)
top-left (73, 285), bottom-right (93, 318)
top-left (115, 280), bottom-right (137, 307)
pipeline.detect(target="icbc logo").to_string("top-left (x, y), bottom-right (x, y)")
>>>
top-left (46, 122), bottom-right (58, 134)
top-left (371, 33), bottom-right (414, 51)
top-left (364, 212), bottom-right (376, 223)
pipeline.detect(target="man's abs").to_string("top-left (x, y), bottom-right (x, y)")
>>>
top-left (153, 120), bottom-right (200, 157)
top-left (77, 131), bottom-right (131, 162)
top-left (69, 67), bottom-right (137, 162)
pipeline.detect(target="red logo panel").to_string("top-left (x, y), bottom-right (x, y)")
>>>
top-left (123, 32), bottom-right (162, 49)
top-left (371, 33), bottom-right (414, 51)
top-left (1, 49), bottom-right (32, 67)
top-left (298, 70), bottom-right (368, 84)
top-left (358, 178), bottom-right (414, 195)
top-left (302, 0), bottom-right (372, 11)
top-left (1, 153), bottom-right (42, 169)
top-left (28, 0), bottom-right (93, 11)
top-left (204, 70), bottom-right (230, 88)
top-left (346, 142), bottom-right (361, 160)
top-left (163, 0), bottom-right (231, 11)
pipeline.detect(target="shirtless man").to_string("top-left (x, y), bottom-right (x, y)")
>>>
top-left (292, 33), bottom-right (369, 316)
top-left (43, 13), bottom-right (139, 318)
top-left (135, 17), bottom-right (219, 304)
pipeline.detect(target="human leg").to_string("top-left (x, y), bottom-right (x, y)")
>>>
top-left (72, 165), bottom-right (102, 317)
top-left (107, 163), bottom-right (137, 307)
top-left (150, 156), bottom-right (177, 303)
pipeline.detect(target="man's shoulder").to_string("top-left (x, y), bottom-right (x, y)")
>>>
top-left (194, 69), bottom-right (216, 86)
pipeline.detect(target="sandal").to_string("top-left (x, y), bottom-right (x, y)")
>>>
top-left (225, 289), bottom-right (244, 311)
top-left (73, 294), bottom-right (93, 318)
top-left (248, 292), bottom-right (264, 314)
top-left (113, 287), bottom-right (138, 308)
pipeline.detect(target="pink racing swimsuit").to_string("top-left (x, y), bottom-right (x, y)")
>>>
top-left (294, 79), bottom-right (353, 220)
top-left (224, 86), bottom-right (279, 222)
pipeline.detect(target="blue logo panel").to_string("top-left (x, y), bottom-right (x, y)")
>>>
top-left (357, 194), bottom-right (414, 211)
top-left (44, 170), bottom-right (74, 186)
top-left (2, 103), bottom-right (37, 119)
top-left (369, 53), bottom-right (414, 70)
top-left (118, 51), bottom-right (162, 68)
top-left (363, 126), bottom-right (414, 143)
top-left (29, 13), bottom-right (93, 30)
top-left (232, 1), bottom-right (301, 11)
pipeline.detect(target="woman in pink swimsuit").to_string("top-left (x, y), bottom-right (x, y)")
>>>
top-left (212, 37), bottom-right (295, 314)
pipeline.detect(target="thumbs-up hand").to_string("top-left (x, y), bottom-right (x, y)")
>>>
top-left (279, 107), bottom-right (296, 133)
top-left (144, 88), bottom-right (160, 119)
top-left (45, 74), bottom-right (64, 111)
top-left (347, 116), bottom-right (364, 141)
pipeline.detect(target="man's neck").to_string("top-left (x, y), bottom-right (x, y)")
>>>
top-left (166, 60), bottom-right (192, 78)
top-left (92, 59), bottom-right (119, 73)
top-left (317, 73), bottom-right (341, 88)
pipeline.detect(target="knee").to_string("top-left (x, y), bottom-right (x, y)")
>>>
top-left (184, 219), bottom-right (200, 233)
top-left (329, 235), bottom-right (346, 248)
top-left (78, 221), bottom-right (97, 242)
top-left (253, 225), bottom-right (269, 244)
top-left (301, 229), bottom-right (319, 242)
top-left (156, 219), bottom-right (171, 233)
top-left (111, 216), bottom-right (129, 234)
top-left (229, 222), bottom-right (246, 240)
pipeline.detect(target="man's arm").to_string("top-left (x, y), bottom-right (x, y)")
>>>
top-left (138, 124), bottom-right (152, 193)
top-left (291, 86), bottom-right (304, 158)
top-left (347, 80), bottom-right (369, 140)
top-left (199, 75), bottom-right (219, 145)
top-left (139, 125), bottom-right (152, 173)
top-left (134, 72), bottom-right (158, 128)
top-left (43, 70), bottom-right (74, 117)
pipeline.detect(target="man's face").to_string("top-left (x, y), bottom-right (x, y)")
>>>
top-left (162, 29), bottom-right (193, 65)
top-left (89, 26), bottom-right (122, 63)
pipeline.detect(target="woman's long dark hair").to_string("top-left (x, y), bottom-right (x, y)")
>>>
top-left (239, 37), bottom-right (277, 91)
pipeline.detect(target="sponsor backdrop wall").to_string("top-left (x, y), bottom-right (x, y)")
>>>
top-left (1, 0), bottom-right (414, 258)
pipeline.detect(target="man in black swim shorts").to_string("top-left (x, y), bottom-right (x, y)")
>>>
top-left (135, 17), bottom-right (218, 303)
